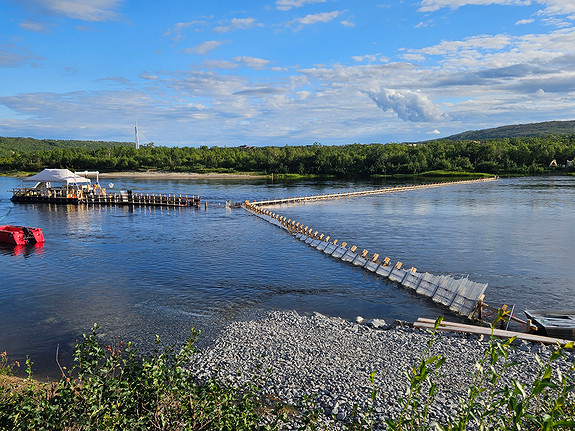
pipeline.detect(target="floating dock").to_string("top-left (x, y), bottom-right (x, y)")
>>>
top-left (11, 189), bottom-right (200, 207)
top-left (11, 168), bottom-right (200, 208)
top-left (244, 178), bottom-right (495, 318)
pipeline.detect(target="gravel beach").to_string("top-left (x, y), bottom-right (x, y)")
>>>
top-left (189, 310), bottom-right (573, 429)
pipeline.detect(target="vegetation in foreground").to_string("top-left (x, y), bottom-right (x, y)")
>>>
top-left (1, 316), bottom-right (574, 430)
top-left (1, 134), bottom-right (575, 177)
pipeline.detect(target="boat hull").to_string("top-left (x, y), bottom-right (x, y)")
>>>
top-left (0, 225), bottom-right (45, 246)
top-left (525, 310), bottom-right (575, 340)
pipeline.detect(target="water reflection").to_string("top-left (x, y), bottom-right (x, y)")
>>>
top-left (0, 242), bottom-right (44, 257)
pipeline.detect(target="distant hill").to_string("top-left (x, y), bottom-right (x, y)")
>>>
top-left (0, 136), bottom-right (132, 157)
top-left (445, 120), bottom-right (575, 141)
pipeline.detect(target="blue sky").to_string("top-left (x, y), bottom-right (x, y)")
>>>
top-left (1, 0), bottom-right (575, 147)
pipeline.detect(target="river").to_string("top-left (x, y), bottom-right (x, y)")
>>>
top-left (1, 175), bottom-right (574, 377)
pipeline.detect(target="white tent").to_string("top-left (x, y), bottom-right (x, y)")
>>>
top-left (24, 168), bottom-right (91, 185)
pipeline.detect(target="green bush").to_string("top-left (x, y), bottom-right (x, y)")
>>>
top-left (0, 325), bottom-right (285, 430)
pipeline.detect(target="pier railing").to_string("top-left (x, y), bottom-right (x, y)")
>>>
top-left (11, 188), bottom-right (200, 207)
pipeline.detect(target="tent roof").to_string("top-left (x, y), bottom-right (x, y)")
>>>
top-left (24, 168), bottom-right (91, 184)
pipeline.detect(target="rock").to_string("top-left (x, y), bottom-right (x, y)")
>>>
top-left (356, 316), bottom-right (365, 324)
top-left (367, 318), bottom-right (387, 329)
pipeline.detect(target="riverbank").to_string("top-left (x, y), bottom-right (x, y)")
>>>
top-left (189, 310), bottom-right (572, 428)
top-left (2, 310), bottom-right (573, 429)
top-left (98, 171), bottom-right (267, 179)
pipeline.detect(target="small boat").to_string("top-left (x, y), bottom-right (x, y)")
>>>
top-left (0, 225), bottom-right (45, 246)
top-left (524, 310), bottom-right (575, 340)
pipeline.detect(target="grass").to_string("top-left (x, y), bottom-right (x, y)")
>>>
top-left (1, 319), bottom-right (574, 430)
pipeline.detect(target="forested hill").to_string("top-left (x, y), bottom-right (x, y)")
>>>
top-left (1, 136), bottom-right (574, 176)
top-left (446, 120), bottom-right (575, 141)
top-left (0, 137), bottom-right (131, 157)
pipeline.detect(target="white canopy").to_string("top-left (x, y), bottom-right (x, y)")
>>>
top-left (24, 168), bottom-right (91, 185)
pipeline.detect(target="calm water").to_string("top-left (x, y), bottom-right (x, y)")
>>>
top-left (1, 175), bottom-right (574, 377)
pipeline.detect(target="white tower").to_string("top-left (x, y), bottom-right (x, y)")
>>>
top-left (135, 122), bottom-right (140, 150)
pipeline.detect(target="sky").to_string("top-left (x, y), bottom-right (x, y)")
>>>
top-left (1, 0), bottom-right (575, 147)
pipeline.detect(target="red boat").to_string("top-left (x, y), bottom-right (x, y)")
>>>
top-left (0, 225), bottom-right (45, 246)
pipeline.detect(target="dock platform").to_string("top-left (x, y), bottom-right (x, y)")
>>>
top-left (11, 189), bottom-right (200, 207)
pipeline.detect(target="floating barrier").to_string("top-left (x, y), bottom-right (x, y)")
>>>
top-left (248, 177), bottom-right (496, 207)
top-left (243, 178), bottom-right (494, 318)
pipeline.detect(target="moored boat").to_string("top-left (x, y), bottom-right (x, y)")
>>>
top-left (0, 225), bottom-right (45, 246)
top-left (524, 310), bottom-right (575, 340)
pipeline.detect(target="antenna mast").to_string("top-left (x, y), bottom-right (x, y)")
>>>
top-left (135, 122), bottom-right (140, 149)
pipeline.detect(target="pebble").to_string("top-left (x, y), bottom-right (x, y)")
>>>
top-left (188, 310), bottom-right (561, 429)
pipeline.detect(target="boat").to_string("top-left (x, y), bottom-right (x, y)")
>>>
top-left (524, 310), bottom-right (575, 340)
top-left (0, 225), bottom-right (45, 246)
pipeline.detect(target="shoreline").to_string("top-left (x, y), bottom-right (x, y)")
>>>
top-left (2, 310), bottom-right (573, 428)
top-left (188, 310), bottom-right (571, 427)
top-left (98, 171), bottom-right (267, 179)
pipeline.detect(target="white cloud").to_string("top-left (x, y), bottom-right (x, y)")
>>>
top-left (418, 0), bottom-right (575, 18)
top-left (352, 54), bottom-right (388, 63)
top-left (0, 45), bottom-right (42, 67)
top-left (185, 41), bottom-right (223, 55)
top-left (233, 56), bottom-right (271, 69)
top-left (19, 20), bottom-right (50, 32)
top-left (276, 0), bottom-right (327, 11)
top-left (366, 88), bottom-right (444, 122)
top-left (164, 21), bottom-right (207, 41)
top-left (214, 18), bottom-right (258, 33)
top-left (516, 18), bottom-right (535, 24)
top-left (288, 11), bottom-right (343, 29)
top-left (419, 1), bottom-right (533, 13)
top-left (20, 0), bottom-right (123, 21)
top-left (340, 20), bottom-right (355, 27)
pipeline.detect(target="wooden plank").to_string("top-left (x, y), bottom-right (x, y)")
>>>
top-left (414, 319), bottom-right (572, 345)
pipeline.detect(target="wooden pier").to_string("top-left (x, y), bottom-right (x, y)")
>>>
top-left (244, 177), bottom-right (496, 318)
top-left (11, 189), bottom-right (200, 207)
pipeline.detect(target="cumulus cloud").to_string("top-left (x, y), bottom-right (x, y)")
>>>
top-left (20, 0), bottom-right (123, 21)
top-left (185, 41), bottom-right (223, 55)
top-left (366, 88), bottom-right (444, 122)
top-left (276, 0), bottom-right (327, 11)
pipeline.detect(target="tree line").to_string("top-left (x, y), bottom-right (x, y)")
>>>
top-left (1, 136), bottom-right (575, 176)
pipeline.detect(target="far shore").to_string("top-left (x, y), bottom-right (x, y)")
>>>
top-left (92, 171), bottom-right (267, 180)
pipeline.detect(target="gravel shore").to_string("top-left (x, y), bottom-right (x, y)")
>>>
top-left (189, 310), bottom-right (573, 429)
